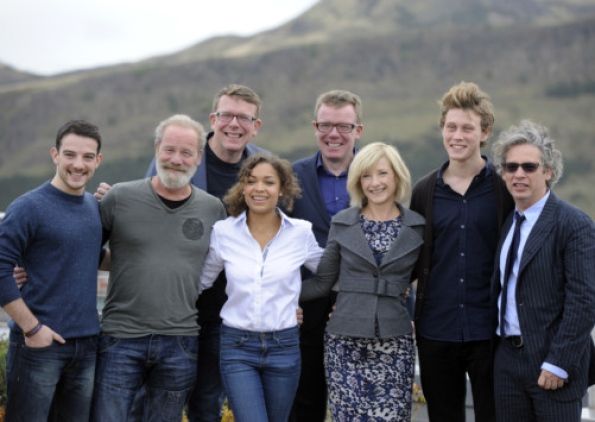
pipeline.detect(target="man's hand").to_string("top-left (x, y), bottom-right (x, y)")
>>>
top-left (537, 369), bottom-right (565, 390)
top-left (25, 324), bottom-right (65, 348)
top-left (13, 266), bottom-right (27, 288)
top-left (296, 307), bottom-right (303, 325)
top-left (94, 182), bottom-right (112, 201)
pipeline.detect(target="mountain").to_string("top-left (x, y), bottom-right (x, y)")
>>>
top-left (0, 63), bottom-right (39, 85)
top-left (0, 0), bottom-right (594, 214)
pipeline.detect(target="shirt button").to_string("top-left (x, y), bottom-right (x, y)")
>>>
top-left (460, 304), bottom-right (464, 308)
top-left (460, 252), bottom-right (465, 257)
top-left (460, 278), bottom-right (464, 283)
top-left (460, 224), bottom-right (465, 229)
top-left (463, 199), bottom-right (467, 204)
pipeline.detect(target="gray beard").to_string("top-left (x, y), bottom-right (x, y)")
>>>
top-left (156, 162), bottom-right (197, 189)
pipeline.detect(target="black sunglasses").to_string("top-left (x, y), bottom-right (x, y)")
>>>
top-left (502, 162), bottom-right (540, 173)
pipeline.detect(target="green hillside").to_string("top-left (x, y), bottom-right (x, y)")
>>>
top-left (0, 0), bottom-right (594, 215)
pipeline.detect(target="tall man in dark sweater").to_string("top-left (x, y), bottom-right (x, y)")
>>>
top-left (144, 84), bottom-right (266, 422)
top-left (410, 82), bottom-right (513, 422)
top-left (0, 120), bottom-right (104, 421)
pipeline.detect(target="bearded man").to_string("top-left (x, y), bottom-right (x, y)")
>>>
top-left (91, 114), bottom-right (226, 422)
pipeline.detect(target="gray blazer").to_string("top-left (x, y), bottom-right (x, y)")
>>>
top-left (301, 205), bottom-right (424, 338)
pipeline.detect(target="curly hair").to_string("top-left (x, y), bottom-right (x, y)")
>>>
top-left (224, 153), bottom-right (302, 216)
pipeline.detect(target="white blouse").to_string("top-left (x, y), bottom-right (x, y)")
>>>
top-left (200, 209), bottom-right (323, 332)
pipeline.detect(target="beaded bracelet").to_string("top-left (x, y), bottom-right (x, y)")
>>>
top-left (24, 322), bottom-right (43, 338)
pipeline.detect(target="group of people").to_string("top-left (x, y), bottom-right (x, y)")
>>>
top-left (0, 81), bottom-right (592, 422)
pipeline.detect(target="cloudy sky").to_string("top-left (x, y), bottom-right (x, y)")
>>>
top-left (0, 0), bottom-right (319, 76)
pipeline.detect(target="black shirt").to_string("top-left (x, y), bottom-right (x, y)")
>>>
top-left (417, 160), bottom-right (501, 342)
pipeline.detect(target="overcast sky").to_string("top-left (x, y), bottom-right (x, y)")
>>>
top-left (0, 0), bottom-right (319, 76)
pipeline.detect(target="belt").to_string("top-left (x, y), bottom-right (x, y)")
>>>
top-left (503, 335), bottom-right (524, 348)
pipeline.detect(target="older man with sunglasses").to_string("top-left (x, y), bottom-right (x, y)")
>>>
top-left (490, 120), bottom-right (595, 422)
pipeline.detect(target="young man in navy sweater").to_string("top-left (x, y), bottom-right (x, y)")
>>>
top-left (0, 120), bottom-right (103, 421)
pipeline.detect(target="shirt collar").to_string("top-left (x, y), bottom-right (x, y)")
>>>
top-left (437, 155), bottom-right (492, 184)
top-left (315, 151), bottom-right (349, 177)
top-left (516, 190), bottom-right (550, 225)
top-left (234, 208), bottom-right (294, 229)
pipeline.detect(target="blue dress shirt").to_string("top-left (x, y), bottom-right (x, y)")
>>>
top-left (316, 153), bottom-right (349, 218)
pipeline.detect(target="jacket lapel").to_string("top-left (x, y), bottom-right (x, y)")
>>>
top-left (381, 209), bottom-right (424, 267)
top-left (333, 208), bottom-right (377, 266)
top-left (518, 193), bottom-right (558, 276)
top-left (302, 158), bottom-right (331, 227)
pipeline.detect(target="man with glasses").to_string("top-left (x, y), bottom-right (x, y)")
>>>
top-left (490, 120), bottom-right (594, 422)
top-left (410, 82), bottom-right (513, 422)
top-left (144, 84), bottom-right (266, 422)
top-left (290, 90), bottom-right (363, 422)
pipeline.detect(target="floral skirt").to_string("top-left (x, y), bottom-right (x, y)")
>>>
top-left (324, 333), bottom-right (415, 421)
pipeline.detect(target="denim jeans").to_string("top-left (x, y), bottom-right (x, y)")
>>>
top-left (6, 330), bottom-right (98, 422)
top-left (220, 324), bottom-right (301, 422)
top-left (91, 334), bottom-right (198, 422)
top-left (187, 321), bottom-right (225, 422)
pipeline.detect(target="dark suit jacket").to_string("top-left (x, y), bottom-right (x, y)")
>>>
top-left (292, 153), bottom-right (332, 247)
top-left (491, 193), bottom-right (595, 400)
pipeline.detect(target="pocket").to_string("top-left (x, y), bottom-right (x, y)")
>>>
top-left (22, 342), bottom-right (54, 352)
top-left (177, 336), bottom-right (199, 360)
top-left (97, 334), bottom-right (120, 353)
top-left (274, 330), bottom-right (300, 349)
top-left (220, 327), bottom-right (249, 348)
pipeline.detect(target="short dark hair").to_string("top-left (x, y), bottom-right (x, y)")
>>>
top-left (212, 84), bottom-right (262, 117)
top-left (55, 120), bottom-right (102, 152)
top-left (315, 89), bottom-right (363, 123)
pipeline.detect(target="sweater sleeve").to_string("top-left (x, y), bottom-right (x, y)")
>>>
top-left (0, 198), bottom-right (35, 305)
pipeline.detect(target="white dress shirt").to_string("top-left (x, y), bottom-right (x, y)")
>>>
top-left (200, 209), bottom-right (323, 332)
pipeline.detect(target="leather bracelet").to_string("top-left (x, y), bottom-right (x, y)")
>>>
top-left (24, 322), bottom-right (43, 338)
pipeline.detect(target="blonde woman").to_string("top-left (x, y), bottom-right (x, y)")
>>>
top-left (301, 142), bottom-right (424, 421)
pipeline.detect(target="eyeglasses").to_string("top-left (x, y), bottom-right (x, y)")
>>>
top-left (502, 162), bottom-right (541, 173)
top-left (315, 122), bottom-right (360, 134)
top-left (214, 112), bottom-right (257, 125)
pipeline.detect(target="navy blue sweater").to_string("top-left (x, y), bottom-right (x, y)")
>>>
top-left (0, 182), bottom-right (102, 338)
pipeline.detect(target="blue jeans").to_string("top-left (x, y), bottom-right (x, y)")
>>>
top-left (220, 325), bottom-right (301, 422)
top-left (91, 334), bottom-right (198, 422)
top-left (187, 321), bottom-right (225, 422)
top-left (6, 330), bottom-right (97, 422)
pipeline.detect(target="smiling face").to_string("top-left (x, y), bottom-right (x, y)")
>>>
top-left (50, 133), bottom-right (102, 195)
top-left (360, 156), bottom-right (398, 208)
top-left (502, 143), bottom-right (552, 211)
top-left (314, 103), bottom-right (362, 170)
top-left (155, 124), bottom-right (202, 189)
top-left (442, 108), bottom-right (488, 164)
top-left (242, 162), bottom-right (282, 216)
top-left (209, 95), bottom-right (261, 163)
